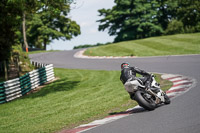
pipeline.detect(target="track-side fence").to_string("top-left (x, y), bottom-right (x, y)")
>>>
top-left (0, 63), bottom-right (55, 104)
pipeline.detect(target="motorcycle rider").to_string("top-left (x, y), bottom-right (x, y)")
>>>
top-left (120, 62), bottom-right (152, 100)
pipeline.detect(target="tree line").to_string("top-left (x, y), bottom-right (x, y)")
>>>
top-left (1, 0), bottom-right (200, 62)
top-left (97, 0), bottom-right (200, 42)
top-left (0, 0), bottom-right (80, 62)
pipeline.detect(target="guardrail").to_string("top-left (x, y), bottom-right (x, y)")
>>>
top-left (0, 64), bottom-right (55, 104)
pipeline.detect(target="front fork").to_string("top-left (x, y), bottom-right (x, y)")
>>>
top-left (146, 89), bottom-right (165, 104)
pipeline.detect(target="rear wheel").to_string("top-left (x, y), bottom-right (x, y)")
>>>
top-left (134, 91), bottom-right (156, 111)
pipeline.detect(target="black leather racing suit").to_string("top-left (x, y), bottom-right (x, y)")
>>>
top-left (120, 66), bottom-right (151, 99)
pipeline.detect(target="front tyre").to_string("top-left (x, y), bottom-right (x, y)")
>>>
top-left (164, 93), bottom-right (171, 104)
top-left (134, 91), bottom-right (156, 111)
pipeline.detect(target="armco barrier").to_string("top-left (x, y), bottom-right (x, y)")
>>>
top-left (0, 64), bottom-right (54, 104)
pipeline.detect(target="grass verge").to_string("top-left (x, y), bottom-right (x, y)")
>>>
top-left (0, 68), bottom-right (172, 133)
top-left (28, 50), bottom-right (60, 55)
top-left (84, 33), bottom-right (200, 57)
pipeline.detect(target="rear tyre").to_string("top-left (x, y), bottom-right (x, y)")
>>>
top-left (134, 91), bottom-right (156, 111)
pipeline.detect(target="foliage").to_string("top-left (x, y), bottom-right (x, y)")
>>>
top-left (177, 0), bottom-right (200, 30)
top-left (98, 0), bottom-right (163, 42)
top-left (0, 44), bottom-right (34, 82)
top-left (12, 45), bottom-right (34, 76)
top-left (0, 0), bottom-right (23, 61)
top-left (156, 0), bottom-right (179, 30)
top-left (26, 0), bottom-right (81, 50)
top-left (0, 0), bottom-right (80, 61)
top-left (165, 20), bottom-right (184, 35)
top-left (97, 0), bottom-right (200, 42)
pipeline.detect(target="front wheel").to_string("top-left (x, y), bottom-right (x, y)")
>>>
top-left (134, 91), bottom-right (156, 111)
top-left (164, 93), bottom-right (171, 104)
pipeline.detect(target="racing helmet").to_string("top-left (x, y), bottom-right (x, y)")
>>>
top-left (121, 62), bottom-right (130, 69)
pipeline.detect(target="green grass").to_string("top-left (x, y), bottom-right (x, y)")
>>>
top-left (28, 50), bottom-right (60, 54)
top-left (0, 68), bottom-right (172, 133)
top-left (84, 33), bottom-right (200, 57)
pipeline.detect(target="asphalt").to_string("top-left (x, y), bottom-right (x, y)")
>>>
top-left (29, 50), bottom-right (200, 133)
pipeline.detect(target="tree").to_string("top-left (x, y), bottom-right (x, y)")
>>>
top-left (156, 0), bottom-right (200, 33)
top-left (98, 0), bottom-right (200, 42)
top-left (0, 0), bottom-right (80, 62)
top-left (0, 0), bottom-right (23, 61)
top-left (176, 0), bottom-right (200, 32)
top-left (26, 0), bottom-right (81, 50)
top-left (0, 0), bottom-right (40, 61)
top-left (97, 0), bottom-right (163, 42)
top-left (22, 0), bottom-right (38, 52)
top-left (155, 0), bottom-right (179, 30)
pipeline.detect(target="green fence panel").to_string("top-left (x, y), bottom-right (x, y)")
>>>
top-left (21, 82), bottom-right (31, 90)
top-left (20, 73), bottom-right (31, 96)
top-left (0, 82), bottom-right (5, 102)
top-left (0, 64), bottom-right (54, 104)
top-left (39, 67), bottom-right (47, 85)
top-left (0, 82), bottom-right (4, 89)
top-left (19, 73), bottom-right (29, 79)
top-left (22, 87), bottom-right (32, 95)
top-left (0, 100), bottom-right (6, 104)
top-left (0, 92), bottom-right (5, 97)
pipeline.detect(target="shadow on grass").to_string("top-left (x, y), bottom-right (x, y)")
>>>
top-left (22, 77), bottom-right (80, 99)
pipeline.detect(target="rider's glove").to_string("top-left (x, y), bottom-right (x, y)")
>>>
top-left (150, 73), bottom-right (154, 77)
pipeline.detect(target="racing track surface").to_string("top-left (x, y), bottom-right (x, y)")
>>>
top-left (30, 50), bottom-right (200, 133)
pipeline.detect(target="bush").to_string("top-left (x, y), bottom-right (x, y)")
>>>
top-left (165, 20), bottom-right (184, 35)
top-left (12, 45), bottom-right (34, 76)
top-left (195, 22), bottom-right (200, 32)
top-left (184, 26), bottom-right (196, 33)
top-left (0, 45), bottom-right (34, 81)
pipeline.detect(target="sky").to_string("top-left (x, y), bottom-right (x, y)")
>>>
top-left (47, 0), bottom-right (116, 50)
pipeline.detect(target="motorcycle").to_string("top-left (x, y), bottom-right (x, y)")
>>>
top-left (124, 74), bottom-right (170, 111)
